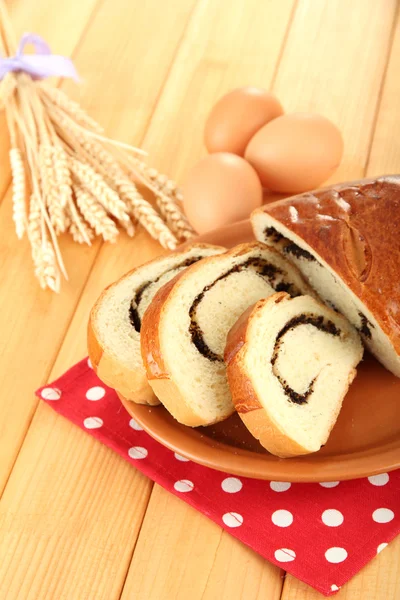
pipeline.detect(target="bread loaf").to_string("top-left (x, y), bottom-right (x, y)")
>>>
top-left (141, 242), bottom-right (314, 425)
top-left (225, 292), bottom-right (364, 457)
top-left (88, 243), bottom-right (224, 405)
top-left (251, 176), bottom-right (400, 376)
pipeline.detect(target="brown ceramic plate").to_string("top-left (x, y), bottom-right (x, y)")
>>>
top-left (120, 220), bottom-right (400, 482)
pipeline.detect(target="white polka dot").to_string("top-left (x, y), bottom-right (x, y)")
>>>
top-left (372, 508), bottom-right (394, 523)
top-left (83, 417), bottom-right (103, 429)
top-left (221, 477), bottom-right (243, 493)
top-left (271, 509), bottom-right (293, 527)
top-left (86, 386), bottom-right (106, 401)
top-left (368, 473), bottom-right (389, 486)
top-left (270, 481), bottom-right (291, 492)
top-left (331, 585), bottom-right (340, 592)
top-left (377, 543), bottom-right (388, 554)
top-left (87, 358), bottom-right (93, 369)
top-left (222, 512), bottom-right (243, 528)
top-left (41, 387), bottom-right (61, 400)
top-left (129, 418), bottom-right (143, 431)
top-left (128, 446), bottom-right (148, 459)
top-left (174, 452), bottom-right (190, 462)
top-left (325, 547), bottom-right (348, 563)
top-left (174, 479), bottom-right (194, 493)
top-left (319, 481), bottom-right (340, 488)
top-left (322, 509), bottom-right (344, 527)
top-left (274, 548), bottom-right (296, 562)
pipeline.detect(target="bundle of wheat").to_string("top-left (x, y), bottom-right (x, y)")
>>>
top-left (0, 1), bottom-right (194, 292)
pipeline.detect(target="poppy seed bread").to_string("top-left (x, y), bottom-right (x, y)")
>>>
top-left (251, 176), bottom-right (400, 376)
top-left (141, 242), bottom-right (314, 425)
top-left (225, 292), bottom-right (364, 457)
top-left (88, 243), bottom-right (224, 405)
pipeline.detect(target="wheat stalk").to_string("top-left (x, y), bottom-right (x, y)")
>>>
top-left (39, 144), bottom-right (68, 234)
top-left (74, 185), bottom-right (119, 242)
top-left (66, 135), bottom-right (177, 244)
top-left (52, 145), bottom-right (72, 209)
top-left (35, 239), bottom-right (61, 292)
top-left (27, 192), bottom-right (41, 260)
top-left (0, 72), bottom-right (17, 109)
top-left (155, 193), bottom-right (195, 240)
top-left (39, 83), bottom-right (104, 134)
top-left (67, 198), bottom-right (93, 245)
top-left (124, 184), bottom-right (178, 249)
top-left (0, 0), bottom-right (17, 54)
top-left (27, 193), bottom-right (60, 292)
top-left (116, 152), bottom-right (193, 240)
top-left (135, 161), bottom-right (183, 202)
top-left (9, 148), bottom-right (27, 238)
top-left (70, 157), bottom-right (130, 222)
top-left (69, 220), bottom-right (94, 244)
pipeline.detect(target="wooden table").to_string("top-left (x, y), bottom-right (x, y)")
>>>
top-left (1, 0), bottom-right (399, 598)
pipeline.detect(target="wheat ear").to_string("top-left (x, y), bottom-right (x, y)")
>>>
top-left (27, 193), bottom-right (41, 260)
top-left (52, 145), bottom-right (73, 209)
top-left (28, 193), bottom-right (60, 292)
top-left (67, 198), bottom-right (93, 245)
top-left (9, 148), bottom-right (27, 239)
top-left (123, 184), bottom-right (178, 249)
top-left (70, 157), bottom-right (130, 222)
top-left (74, 185), bottom-right (119, 242)
top-left (116, 153), bottom-right (194, 240)
top-left (39, 144), bottom-right (68, 234)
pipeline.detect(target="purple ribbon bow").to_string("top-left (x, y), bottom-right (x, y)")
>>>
top-left (0, 33), bottom-right (79, 81)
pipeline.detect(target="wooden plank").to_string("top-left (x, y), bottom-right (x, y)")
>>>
top-left (124, 1), bottom-right (399, 599)
top-left (121, 486), bottom-right (223, 600)
top-left (367, 6), bottom-right (400, 176)
top-left (272, 0), bottom-right (397, 185)
top-left (142, 0), bottom-right (296, 182)
top-left (282, 537), bottom-right (400, 600)
top-left (0, 0), bottom-right (196, 495)
top-left (0, 0), bottom-right (100, 201)
top-left (200, 530), bottom-right (284, 600)
top-left (121, 486), bottom-right (283, 600)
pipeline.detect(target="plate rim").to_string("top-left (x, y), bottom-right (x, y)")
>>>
top-left (120, 395), bottom-right (400, 482)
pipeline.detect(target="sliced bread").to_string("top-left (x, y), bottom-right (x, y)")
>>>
top-left (225, 292), bottom-right (364, 457)
top-left (251, 176), bottom-right (400, 376)
top-left (88, 243), bottom-right (224, 405)
top-left (140, 242), bottom-right (314, 425)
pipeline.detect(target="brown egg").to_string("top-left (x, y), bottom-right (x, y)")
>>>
top-left (183, 153), bottom-right (263, 234)
top-left (245, 113), bottom-right (344, 193)
top-left (204, 87), bottom-right (284, 156)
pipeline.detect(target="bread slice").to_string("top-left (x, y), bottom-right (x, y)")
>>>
top-left (140, 242), bottom-right (314, 425)
top-left (251, 176), bottom-right (400, 376)
top-left (225, 292), bottom-right (364, 457)
top-left (88, 243), bottom-right (224, 405)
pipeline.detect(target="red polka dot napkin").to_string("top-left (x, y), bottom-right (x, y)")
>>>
top-left (37, 358), bottom-right (400, 597)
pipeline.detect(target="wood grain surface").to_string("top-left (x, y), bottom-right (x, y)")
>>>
top-left (0, 0), bottom-right (399, 598)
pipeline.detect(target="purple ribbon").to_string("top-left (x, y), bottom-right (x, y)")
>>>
top-left (0, 33), bottom-right (79, 81)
